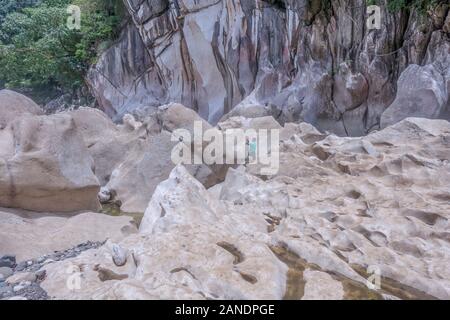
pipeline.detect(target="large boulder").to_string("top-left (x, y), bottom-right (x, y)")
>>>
top-left (105, 131), bottom-right (221, 213)
top-left (103, 104), bottom-right (225, 213)
top-left (0, 209), bottom-right (137, 262)
top-left (157, 103), bottom-right (212, 134)
top-left (381, 64), bottom-right (449, 128)
top-left (0, 114), bottom-right (101, 212)
top-left (69, 108), bottom-right (144, 185)
top-left (105, 132), bottom-right (176, 213)
top-left (0, 90), bottom-right (43, 129)
top-left (41, 165), bottom-right (287, 300)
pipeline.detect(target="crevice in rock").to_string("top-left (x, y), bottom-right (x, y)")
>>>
top-left (94, 265), bottom-right (128, 282)
top-left (170, 267), bottom-right (198, 280)
top-left (216, 242), bottom-right (245, 265)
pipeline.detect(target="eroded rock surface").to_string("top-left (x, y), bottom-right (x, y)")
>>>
top-left (0, 113), bottom-right (101, 212)
top-left (40, 117), bottom-right (450, 300)
top-left (42, 166), bottom-right (287, 300)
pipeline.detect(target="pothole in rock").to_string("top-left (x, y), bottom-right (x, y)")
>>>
top-left (270, 245), bottom-right (307, 300)
top-left (100, 203), bottom-right (144, 228)
top-left (271, 243), bottom-right (440, 300)
top-left (94, 265), bottom-right (128, 282)
top-left (216, 242), bottom-right (245, 265)
top-left (270, 245), bottom-right (383, 300)
top-left (350, 264), bottom-right (438, 300)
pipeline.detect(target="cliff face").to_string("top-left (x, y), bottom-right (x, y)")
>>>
top-left (87, 0), bottom-right (450, 135)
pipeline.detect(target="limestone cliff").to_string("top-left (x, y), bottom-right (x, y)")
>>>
top-left (88, 0), bottom-right (450, 135)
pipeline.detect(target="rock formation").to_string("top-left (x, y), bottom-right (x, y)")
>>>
top-left (0, 209), bottom-right (137, 262)
top-left (88, 0), bottom-right (450, 135)
top-left (39, 116), bottom-right (450, 300)
top-left (0, 111), bottom-right (101, 212)
top-left (0, 90), bottom-right (44, 130)
top-left (1, 88), bottom-right (449, 299)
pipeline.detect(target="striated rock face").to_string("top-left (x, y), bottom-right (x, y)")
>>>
top-left (41, 117), bottom-right (450, 300)
top-left (0, 113), bottom-right (101, 213)
top-left (88, 0), bottom-right (449, 135)
top-left (381, 55), bottom-right (450, 128)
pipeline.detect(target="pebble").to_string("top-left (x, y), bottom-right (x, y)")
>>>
top-left (15, 262), bottom-right (28, 272)
top-left (0, 267), bottom-right (13, 279)
top-left (43, 259), bottom-right (55, 265)
top-left (13, 285), bottom-right (25, 293)
top-left (111, 244), bottom-right (128, 267)
top-left (98, 187), bottom-right (112, 203)
top-left (36, 270), bottom-right (47, 281)
top-left (6, 272), bottom-right (37, 285)
top-left (0, 286), bottom-right (13, 298)
top-left (0, 255), bottom-right (16, 268)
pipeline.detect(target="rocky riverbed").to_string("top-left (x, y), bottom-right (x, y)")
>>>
top-left (1, 89), bottom-right (449, 300)
top-left (0, 242), bottom-right (104, 300)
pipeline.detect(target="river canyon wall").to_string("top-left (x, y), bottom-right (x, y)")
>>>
top-left (87, 0), bottom-right (450, 136)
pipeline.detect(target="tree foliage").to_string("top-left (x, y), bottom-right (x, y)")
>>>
top-left (367, 0), bottom-right (442, 13)
top-left (0, 0), bottom-right (122, 95)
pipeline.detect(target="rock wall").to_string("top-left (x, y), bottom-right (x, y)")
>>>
top-left (88, 0), bottom-right (450, 135)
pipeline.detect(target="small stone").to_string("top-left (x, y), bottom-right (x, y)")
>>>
top-left (98, 187), bottom-right (112, 203)
top-left (27, 261), bottom-right (33, 266)
top-left (111, 244), bottom-right (128, 267)
top-left (43, 259), bottom-right (55, 265)
top-left (6, 272), bottom-right (37, 285)
top-left (15, 262), bottom-right (27, 272)
top-left (0, 267), bottom-right (13, 279)
top-left (13, 285), bottom-right (26, 293)
top-left (0, 255), bottom-right (16, 268)
top-left (35, 270), bottom-right (47, 282)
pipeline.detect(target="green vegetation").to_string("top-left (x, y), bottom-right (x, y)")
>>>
top-left (0, 0), bottom-right (123, 98)
top-left (367, 0), bottom-right (441, 13)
